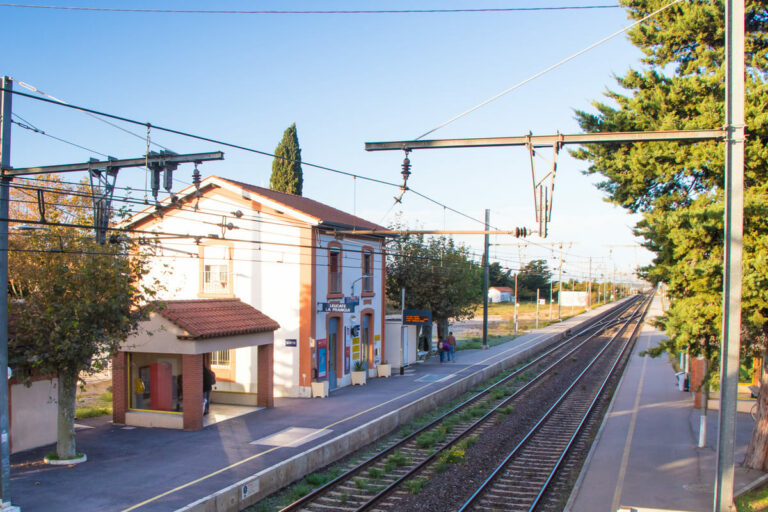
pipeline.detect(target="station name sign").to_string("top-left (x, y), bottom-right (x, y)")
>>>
top-left (403, 309), bottom-right (432, 325)
top-left (317, 301), bottom-right (354, 313)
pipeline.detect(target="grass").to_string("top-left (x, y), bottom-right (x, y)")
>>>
top-left (736, 484), bottom-right (768, 511)
top-left (75, 391), bottom-right (113, 420)
top-left (405, 477), bottom-right (428, 494)
top-left (415, 426), bottom-right (447, 450)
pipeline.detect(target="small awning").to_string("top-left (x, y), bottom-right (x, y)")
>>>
top-left (122, 299), bottom-right (279, 355)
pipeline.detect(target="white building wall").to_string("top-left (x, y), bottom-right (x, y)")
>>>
top-left (11, 378), bottom-right (58, 454)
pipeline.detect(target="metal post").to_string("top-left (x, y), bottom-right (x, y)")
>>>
top-left (715, 1), bottom-right (745, 510)
top-left (0, 76), bottom-right (13, 505)
top-left (557, 243), bottom-right (563, 321)
top-left (400, 288), bottom-right (406, 375)
top-left (514, 273), bottom-right (518, 334)
top-left (587, 257), bottom-right (592, 310)
top-left (482, 209), bottom-right (489, 349)
top-left (536, 288), bottom-right (540, 329)
top-left (549, 280), bottom-right (553, 320)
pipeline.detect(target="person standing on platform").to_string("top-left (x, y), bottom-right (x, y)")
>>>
top-left (446, 331), bottom-right (457, 363)
top-left (203, 362), bottom-right (216, 415)
top-left (438, 335), bottom-right (447, 363)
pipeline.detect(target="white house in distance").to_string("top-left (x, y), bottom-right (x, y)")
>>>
top-left (119, 176), bottom-right (389, 406)
top-left (488, 286), bottom-right (514, 303)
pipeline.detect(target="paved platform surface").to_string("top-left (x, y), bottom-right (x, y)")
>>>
top-left (567, 295), bottom-right (765, 512)
top-left (10, 305), bottom-right (611, 512)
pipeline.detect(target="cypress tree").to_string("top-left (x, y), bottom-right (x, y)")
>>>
top-left (269, 123), bottom-right (303, 195)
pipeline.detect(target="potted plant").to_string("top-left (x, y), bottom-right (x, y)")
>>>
top-left (351, 360), bottom-right (367, 386)
top-left (376, 361), bottom-right (391, 378)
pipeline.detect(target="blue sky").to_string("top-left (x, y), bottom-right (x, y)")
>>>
top-left (3, 1), bottom-right (658, 284)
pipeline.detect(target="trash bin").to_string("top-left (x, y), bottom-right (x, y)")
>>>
top-left (675, 372), bottom-right (689, 391)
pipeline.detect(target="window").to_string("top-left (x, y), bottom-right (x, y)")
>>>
top-left (211, 350), bottom-right (231, 368)
top-left (200, 245), bottom-right (232, 296)
top-left (328, 246), bottom-right (342, 295)
top-left (362, 249), bottom-right (373, 293)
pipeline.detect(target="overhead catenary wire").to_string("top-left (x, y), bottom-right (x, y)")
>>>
top-left (6, 85), bottom-right (502, 231)
top-left (0, 4), bottom-right (622, 15)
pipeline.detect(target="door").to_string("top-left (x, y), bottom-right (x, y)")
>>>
top-left (328, 317), bottom-right (338, 390)
top-left (362, 314), bottom-right (371, 369)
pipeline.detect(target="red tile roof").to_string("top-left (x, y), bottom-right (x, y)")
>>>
top-left (158, 299), bottom-right (279, 340)
top-left (490, 286), bottom-right (514, 292)
top-left (219, 177), bottom-right (386, 231)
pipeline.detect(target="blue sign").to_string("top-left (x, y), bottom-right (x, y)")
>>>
top-left (403, 309), bottom-right (432, 325)
top-left (285, 339), bottom-right (297, 347)
top-left (317, 347), bottom-right (327, 379)
top-left (317, 302), bottom-right (354, 313)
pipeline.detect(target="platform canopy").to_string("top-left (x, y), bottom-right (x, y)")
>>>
top-left (122, 299), bottom-right (279, 355)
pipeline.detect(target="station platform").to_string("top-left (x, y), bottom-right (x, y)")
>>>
top-left (566, 294), bottom-right (766, 512)
top-left (9, 302), bottom-right (619, 512)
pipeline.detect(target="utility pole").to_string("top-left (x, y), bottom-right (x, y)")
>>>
top-left (400, 288), bottom-right (406, 375)
top-left (482, 209), bottom-right (490, 350)
top-left (549, 280), bottom-right (553, 320)
top-left (557, 243), bottom-right (563, 320)
top-left (536, 288), bottom-right (540, 329)
top-left (0, 76), bottom-right (15, 511)
top-left (587, 257), bottom-right (592, 311)
top-left (514, 272), bottom-right (519, 334)
top-left (715, 0), bottom-right (745, 510)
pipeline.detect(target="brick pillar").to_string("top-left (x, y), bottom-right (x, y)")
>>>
top-left (690, 356), bottom-right (707, 409)
top-left (182, 354), bottom-right (204, 431)
top-left (112, 352), bottom-right (127, 425)
top-left (257, 344), bottom-right (274, 408)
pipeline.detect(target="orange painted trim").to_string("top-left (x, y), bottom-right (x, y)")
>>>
top-left (380, 247), bottom-right (386, 364)
top-left (299, 226), bottom-right (314, 388)
top-left (325, 313), bottom-right (344, 379)
top-left (360, 245), bottom-right (375, 298)
top-left (327, 241), bottom-right (344, 299)
top-left (363, 299), bottom-right (372, 305)
top-left (360, 307), bottom-right (375, 369)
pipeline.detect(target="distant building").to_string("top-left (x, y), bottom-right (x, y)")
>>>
top-left (488, 286), bottom-right (514, 303)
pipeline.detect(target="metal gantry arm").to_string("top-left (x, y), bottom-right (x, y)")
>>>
top-left (365, 129), bottom-right (725, 238)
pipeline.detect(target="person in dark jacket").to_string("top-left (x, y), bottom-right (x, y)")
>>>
top-left (203, 363), bottom-right (216, 415)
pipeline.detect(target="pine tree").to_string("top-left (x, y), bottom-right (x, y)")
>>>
top-left (269, 123), bottom-right (303, 195)
top-left (573, 0), bottom-right (768, 468)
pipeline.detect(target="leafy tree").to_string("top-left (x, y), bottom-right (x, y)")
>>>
top-left (269, 123), bottom-right (303, 195)
top-left (8, 179), bottom-right (160, 459)
top-left (517, 259), bottom-right (552, 301)
top-left (572, 0), bottom-right (768, 467)
top-left (488, 262), bottom-right (514, 288)
top-left (386, 233), bottom-right (482, 340)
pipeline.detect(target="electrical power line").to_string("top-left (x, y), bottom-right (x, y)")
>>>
top-left (0, 4), bottom-right (622, 15)
top-left (414, 0), bottom-right (684, 139)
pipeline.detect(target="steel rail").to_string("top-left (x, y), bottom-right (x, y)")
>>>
top-left (357, 297), bottom-right (642, 511)
top-left (278, 298), bottom-right (639, 512)
top-left (528, 293), bottom-right (653, 510)
top-left (457, 293), bottom-right (650, 511)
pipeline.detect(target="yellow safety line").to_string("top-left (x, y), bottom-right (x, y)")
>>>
top-left (122, 330), bottom-right (553, 511)
top-left (611, 332), bottom-right (650, 511)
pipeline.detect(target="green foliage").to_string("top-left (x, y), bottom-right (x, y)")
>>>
top-left (415, 426), bottom-right (447, 449)
top-left (517, 259), bottom-right (553, 300)
top-left (439, 446), bottom-right (465, 465)
top-left (488, 262), bottom-right (514, 288)
top-left (572, 0), bottom-right (768, 468)
top-left (74, 406), bottom-right (111, 419)
top-left (367, 467), bottom-right (383, 480)
top-left (405, 477), bottom-right (428, 494)
top-left (386, 223), bottom-right (482, 337)
top-left (269, 123), bottom-right (303, 195)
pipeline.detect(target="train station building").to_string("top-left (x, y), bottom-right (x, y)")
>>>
top-left (113, 176), bottom-right (390, 429)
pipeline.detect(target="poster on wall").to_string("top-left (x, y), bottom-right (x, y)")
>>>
top-left (345, 346), bottom-right (350, 373)
top-left (317, 338), bottom-right (327, 379)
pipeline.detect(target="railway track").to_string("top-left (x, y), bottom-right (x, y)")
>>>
top-left (277, 296), bottom-right (646, 512)
top-left (459, 292), bottom-right (652, 512)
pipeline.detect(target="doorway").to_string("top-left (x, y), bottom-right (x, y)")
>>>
top-left (362, 313), bottom-right (371, 369)
top-left (328, 316), bottom-right (339, 390)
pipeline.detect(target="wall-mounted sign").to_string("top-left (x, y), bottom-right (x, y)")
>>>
top-left (317, 302), bottom-right (354, 313)
top-left (403, 310), bottom-right (432, 325)
top-left (317, 338), bottom-right (328, 379)
top-left (285, 339), bottom-right (297, 347)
